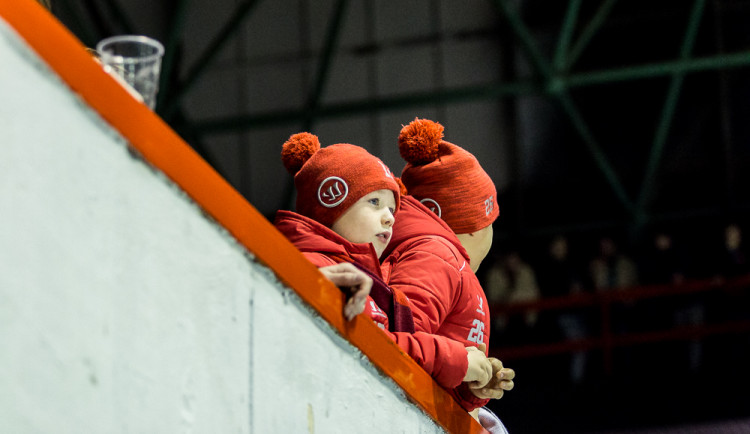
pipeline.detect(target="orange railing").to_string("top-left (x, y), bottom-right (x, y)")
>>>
top-left (488, 274), bottom-right (750, 373)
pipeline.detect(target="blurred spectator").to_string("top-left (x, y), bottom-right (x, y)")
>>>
top-left (590, 235), bottom-right (638, 331)
top-left (640, 229), bottom-right (704, 371)
top-left (484, 250), bottom-right (541, 345)
top-left (640, 231), bottom-right (685, 286)
top-left (537, 235), bottom-right (586, 298)
top-left (536, 235), bottom-right (589, 384)
top-left (716, 223), bottom-right (749, 279)
top-left (672, 230), bottom-right (705, 371)
top-left (707, 222), bottom-right (750, 326)
top-left (589, 236), bottom-right (638, 291)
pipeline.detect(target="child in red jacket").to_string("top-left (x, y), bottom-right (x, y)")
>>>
top-left (382, 118), bottom-right (515, 427)
top-left (273, 132), bottom-right (493, 393)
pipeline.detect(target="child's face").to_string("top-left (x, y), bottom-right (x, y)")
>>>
top-left (331, 189), bottom-right (396, 258)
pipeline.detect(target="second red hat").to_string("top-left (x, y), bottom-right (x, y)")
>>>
top-left (398, 118), bottom-right (499, 234)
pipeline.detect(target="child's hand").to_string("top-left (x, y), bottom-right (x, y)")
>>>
top-left (463, 346), bottom-right (493, 387)
top-left (469, 357), bottom-right (515, 399)
top-left (319, 263), bottom-right (373, 320)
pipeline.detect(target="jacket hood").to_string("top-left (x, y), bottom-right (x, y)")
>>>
top-left (274, 210), bottom-right (383, 276)
top-left (383, 195), bottom-right (469, 260)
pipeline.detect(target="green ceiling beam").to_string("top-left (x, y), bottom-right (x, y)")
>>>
top-left (566, 49), bottom-right (750, 87)
top-left (633, 0), bottom-right (706, 228)
top-left (553, 87), bottom-right (633, 214)
top-left (553, 0), bottom-right (582, 72)
top-left (490, 0), bottom-right (632, 214)
top-left (564, 0), bottom-right (619, 72)
top-left (557, 90), bottom-right (635, 213)
top-left (192, 48), bottom-right (750, 134)
top-left (163, 0), bottom-right (263, 120)
top-left (490, 0), bottom-right (552, 80)
top-left (192, 80), bottom-right (539, 133)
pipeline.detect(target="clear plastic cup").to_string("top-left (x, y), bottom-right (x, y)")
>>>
top-left (96, 35), bottom-right (165, 109)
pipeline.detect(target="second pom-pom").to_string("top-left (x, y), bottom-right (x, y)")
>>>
top-left (398, 118), bottom-right (444, 165)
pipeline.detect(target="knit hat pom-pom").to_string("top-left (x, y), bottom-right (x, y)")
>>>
top-left (398, 118), bottom-right (444, 165)
top-left (281, 132), bottom-right (321, 174)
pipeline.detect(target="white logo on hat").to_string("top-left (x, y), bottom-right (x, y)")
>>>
top-left (318, 177), bottom-right (348, 208)
top-left (485, 195), bottom-right (494, 216)
top-left (420, 198), bottom-right (441, 218)
top-left (378, 161), bottom-right (393, 178)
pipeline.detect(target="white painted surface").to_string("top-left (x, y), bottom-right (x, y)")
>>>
top-left (0, 17), bottom-right (444, 434)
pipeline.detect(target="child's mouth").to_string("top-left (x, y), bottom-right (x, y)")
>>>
top-left (376, 232), bottom-right (391, 244)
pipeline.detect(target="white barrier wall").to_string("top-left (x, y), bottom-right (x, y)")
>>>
top-left (0, 18), bottom-right (443, 433)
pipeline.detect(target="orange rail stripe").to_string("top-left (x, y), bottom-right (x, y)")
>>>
top-left (0, 2), bottom-right (485, 433)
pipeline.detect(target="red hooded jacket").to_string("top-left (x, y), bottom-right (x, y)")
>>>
top-left (381, 195), bottom-right (492, 411)
top-left (274, 210), bottom-right (469, 389)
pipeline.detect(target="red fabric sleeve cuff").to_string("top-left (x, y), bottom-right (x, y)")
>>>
top-left (451, 382), bottom-right (491, 412)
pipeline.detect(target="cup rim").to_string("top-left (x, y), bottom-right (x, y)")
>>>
top-left (96, 35), bottom-right (165, 63)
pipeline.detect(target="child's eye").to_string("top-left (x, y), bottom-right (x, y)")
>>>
top-left (369, 198), bottom-right (380, 206)
top-left (388, 207), bottom-right (395, 214)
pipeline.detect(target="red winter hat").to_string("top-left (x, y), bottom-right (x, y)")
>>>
top-left (398, 118), bottom-right (499, 234)
top-left (282, 132), bottom-right (401, 228)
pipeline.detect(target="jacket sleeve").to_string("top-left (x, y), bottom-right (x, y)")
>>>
top-left (451, 383), bottom-right (491, 412)
top-left (386, 238), bottom-right (491, 411)
top-left (383, 329), bottom-right (490, 411)
top-left (301, 252), bottom-right (338, 268)
top-left (303, 253), bottom-right (390, 330)
top-left (386, 239), bottom-right (462, 335)
top-left (384, 330), bottom-right (468, 389)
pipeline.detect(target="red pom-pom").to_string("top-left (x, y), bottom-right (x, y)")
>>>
top-left (398, 118), bottom-right (444, 165)
top-left (281, 132), bottom-right (320, 174)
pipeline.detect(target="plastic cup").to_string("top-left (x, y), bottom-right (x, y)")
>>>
top-left (96, 35), bottom-right (165, 109)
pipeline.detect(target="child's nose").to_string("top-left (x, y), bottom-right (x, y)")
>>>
top-left (382, 210), bottom-right (394, 227)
